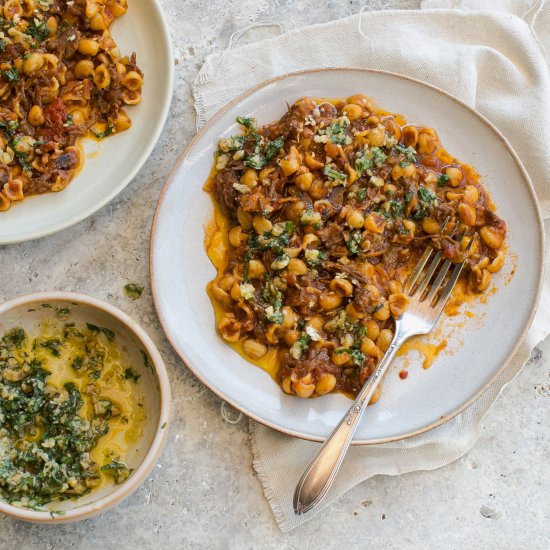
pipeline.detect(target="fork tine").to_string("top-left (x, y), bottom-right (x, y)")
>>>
top-left (404, 217), bottom-right (451, 295)
top-left (424, 258), bottom-right (452, 303)
top-left (434, 236), bottom-right (476, 307)
top-left (404, 246), bottom-right (434, 294)
top-left (412, 250), bottom-right (443, 298)
top-left (424, 232), bottom-right (469, 304)
top-left (446, 221), bottom-right (459, 240)
top-left (414, 224), bottom-right (460, 297)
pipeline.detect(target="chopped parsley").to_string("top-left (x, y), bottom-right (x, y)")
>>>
top-left (244, 136), bottom-right (286, 169)
top-left (38, 338), bottom-right (64, 357)
top-left (2, 67), bottom-right (19, 82)
top-left (0, 39), bottom-right (5, 52)
top-left (300, 209), bottom-right (323, 229)
top-left (246, 221), bottom-right (294, 260)
top-left (70, 345), bottom-right (104, 376)
top-left (63, 115), bottom-right (74, 128)
top-left (124, 367), bottom-right (141, 383)
top-left (265, 307), bottom-right (284, 324)
top-left (323, 166), bottom-right (347, 182)
top-left (393, 144), bottom-right (417, 164)
top-left (437, 173), bottom-right (450, 186)
top-left (2, 327), bottom-right (26, 348)
top-left (218, 135), bottom-right (245, 152)
top-left (346, 230), bottom-right (362, 256)
top-left (0, 120), bottom-right (19, 138)
top-left (413, 186), bottom-right (437, 220)
top-left (370, 147), bottom-right (387, 166)
top-left (243, 153), bottom-right (266, 170)
top-left (314, 117), bottom-right (351, 145)
top-left (418, 186), bottom-right (437, 203)
top-left (91, 125), bottom-right (114, 139)
top-left (323, 311), bottom-right (359, 333)
top-left (380, 199), bottom-right (406, 219)
top-left (225, 116), bottom-right (285, 170)
top-left (326, 121), bottom-right (349, 145)
top-left (335, 348), bottom-right (366, 367)
top-left (63, 323), bottom-right (84, 340)
top-left (304, 249), bottom-right (327, 266)
top-left (289, 332), bottom-right (311, 359)
top-left (264, 136), bottom-right (285, 161)
top-left (262, 279), bottom-right (284, 323)
top-left (55, 307), bottom-right (71, 319)
top-left (11, 139), bottom-right (33, 173)
top-left (16, 157), bottom-right (32, 173)
top-left (124, 283), bottom-right (144, 300)
top-left (354, 155), bottom-right (371, 178)
top-left (100, 459), bottom-right (133, 485)
top-left (236, 116), bottom-right (255, 132)
top-left (139, 349), bottom-right (151, 370)
top-left (26, 18), bottom-right (51, 41)
top-left (354, 147), bottom-right (387, 177)
top-left (85, 323), bottom-right (115, 341)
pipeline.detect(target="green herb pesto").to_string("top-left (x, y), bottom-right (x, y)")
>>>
top-left (346, 231), bottom-right (363, 256)
top-left (0, 325), bottom-right (140, 509)
top-left (323, 166), bottom-right (347, 182)
top-left (124, 368), bottom-right (141, 383)
top-left (334, 348), bottom-right (366, 367)
top-left (91, 125), bottom-right (114, 139)
top-left (2, 67), bottom-right (19, 82)
top-left (26, 19), bottom-right (51, 41)
top-left (124, 283), bottom-right (144, 300)
top-left (100, 458), bottom-right (133, 484)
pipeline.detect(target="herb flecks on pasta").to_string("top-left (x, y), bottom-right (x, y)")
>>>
top-left (0, 0), bottom-right (143, 212)
top-left (205, 95), bottom-right (507, 401)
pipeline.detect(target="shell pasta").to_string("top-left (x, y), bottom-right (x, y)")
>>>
top-left (0, 0), bottom-right (143, 212)
top-left (205, 95), bottom-right (507, 402)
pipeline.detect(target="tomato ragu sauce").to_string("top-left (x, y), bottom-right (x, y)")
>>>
top-left (204, 95), bottom-right (507, 404)
top-left (0, 0), bottom-right (143, 211)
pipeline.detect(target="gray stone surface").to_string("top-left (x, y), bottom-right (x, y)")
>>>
top-left (0, 1), bottom-right (548, 548)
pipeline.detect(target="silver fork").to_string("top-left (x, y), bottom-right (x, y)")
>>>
top-left (293, 228), bottom-right (474, 515)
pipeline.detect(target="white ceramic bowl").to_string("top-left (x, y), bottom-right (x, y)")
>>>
top-left (0, 292), bottom-right (171, 523)
top-left (151, 68), bottom-right (543, 444)
top-left (0, 0), bottom-right (174, 244)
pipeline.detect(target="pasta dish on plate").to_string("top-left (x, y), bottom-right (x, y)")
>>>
top-left (0, 0), bottom-right (143, 212)
top-left (204, 95), bottom-right (507, 403)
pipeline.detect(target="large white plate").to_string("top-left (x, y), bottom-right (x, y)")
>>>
top-left (150, 69), bottom-right (543, 444)
top-left (0, 0), bottom-right (173, 244)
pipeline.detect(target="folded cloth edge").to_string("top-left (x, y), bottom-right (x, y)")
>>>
top-left (192, 9), bottom-right (547, 132)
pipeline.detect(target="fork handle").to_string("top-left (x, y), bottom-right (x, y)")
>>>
top-left (293, 331), bottom-right (404, 515)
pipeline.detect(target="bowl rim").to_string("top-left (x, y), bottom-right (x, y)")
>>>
top-left (0, 0), bottom-right (174, 245)
top-left (0, 291), bottom-right (172, 523)
top-left (150, 67), bottom-right (544, 445)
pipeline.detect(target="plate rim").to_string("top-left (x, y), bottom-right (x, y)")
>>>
top-left (1, 0), bottom-right (174, 245)
top-left (150, 67), bottom-right (544, 445)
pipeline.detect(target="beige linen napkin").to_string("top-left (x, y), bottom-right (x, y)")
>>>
top-left (192, 1), bottom-right (550, 531)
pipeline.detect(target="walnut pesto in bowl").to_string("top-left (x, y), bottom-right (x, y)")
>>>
top-left (0, 293), bottom-right (170, 523)
top-left (0, 324), bottom-right (140, 509)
